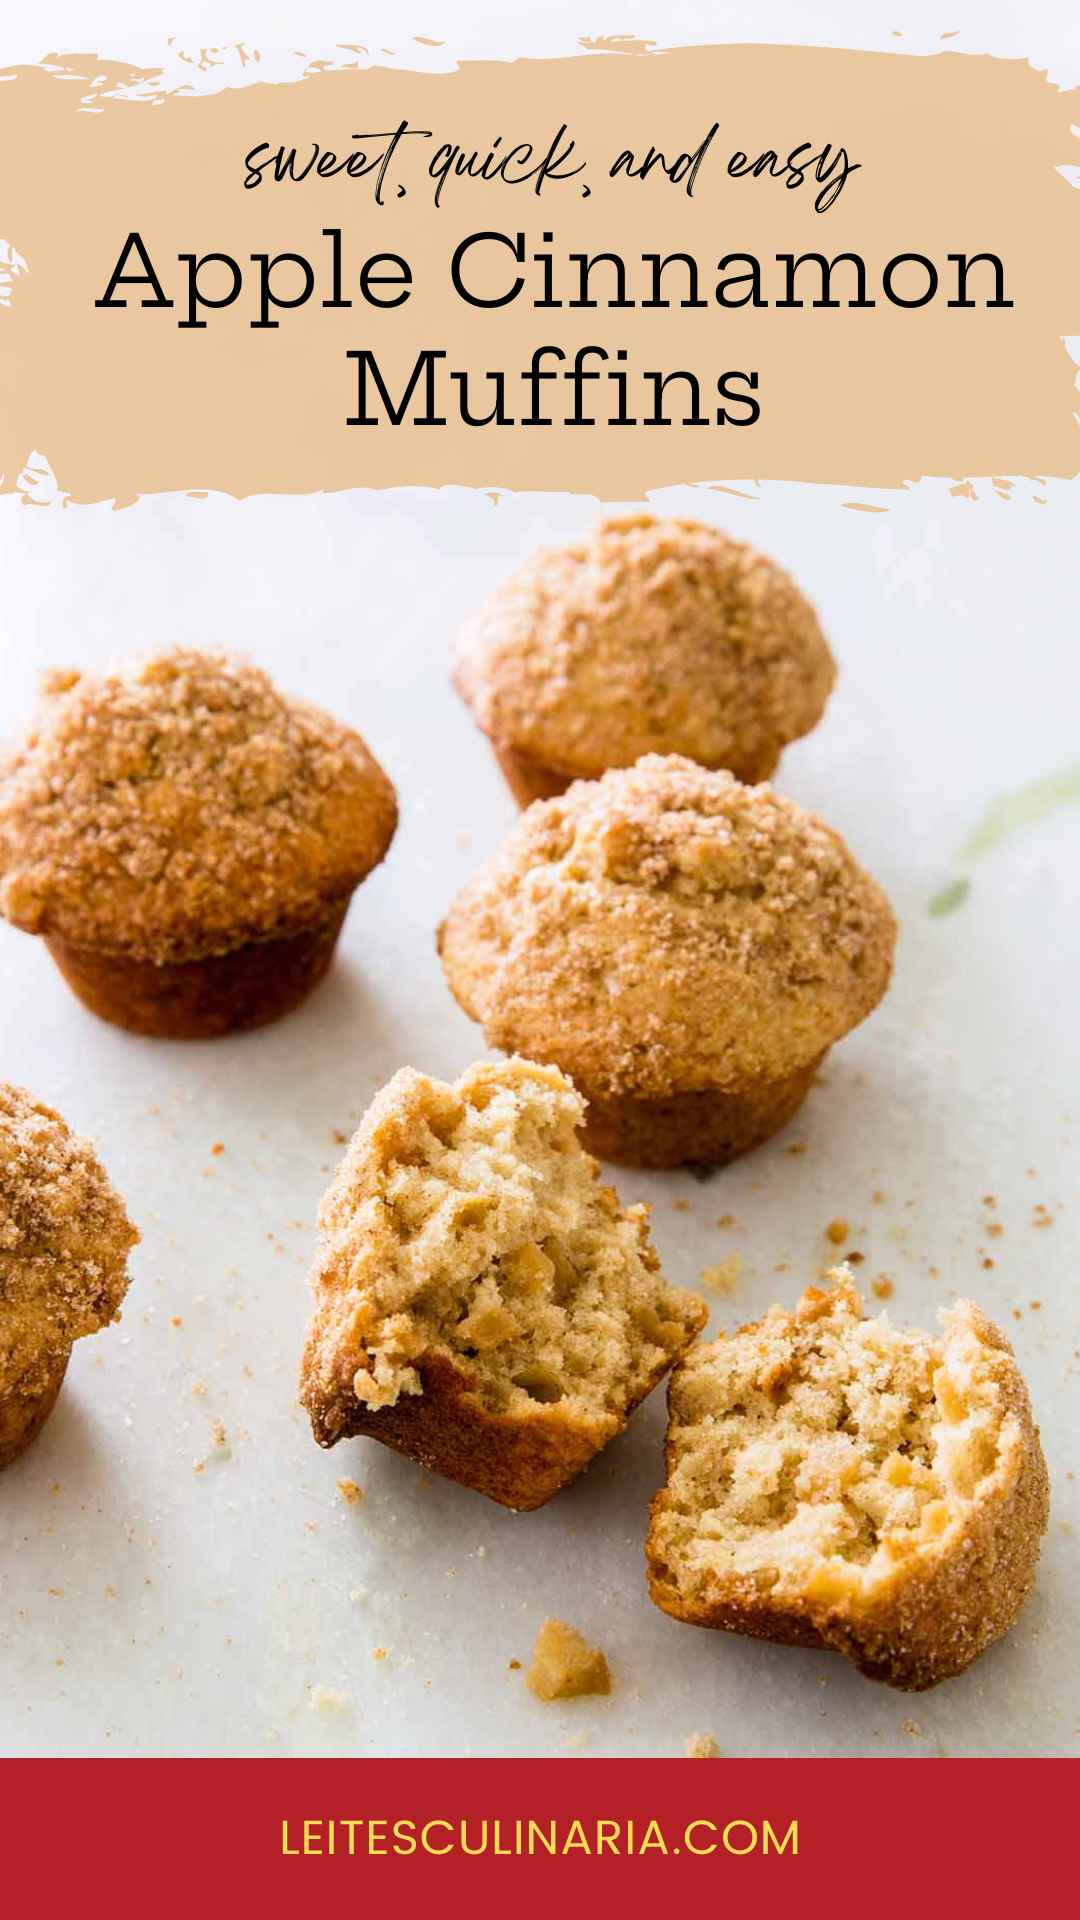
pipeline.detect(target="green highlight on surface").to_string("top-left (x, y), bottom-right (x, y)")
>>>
top-left (928, 877), bottom-right (971, 918)
top-left (960, 766), bottom-right (1080, 863)
top-left (929, 764), bottom-right (1080, 917)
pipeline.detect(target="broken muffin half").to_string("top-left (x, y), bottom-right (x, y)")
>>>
top-left (646, 1274), bottom-right (1048, 1689)
top-left (300, 1057), bottom-right (706, 1510)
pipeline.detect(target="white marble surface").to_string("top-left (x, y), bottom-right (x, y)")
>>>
top-left (0, 472), bottom-right (1076, 1759)
top-left (0, 0), bottom-right (1078, 1762)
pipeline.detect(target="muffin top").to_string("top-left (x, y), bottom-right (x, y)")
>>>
top-left (452, 515), bottom-right (835, 781)
top-left (0, 1082), bottom-right (138, 1397)
top-left (439, 756), bottom-right (896, 1098)
top-left (0, 649), bottom-right (398, 963)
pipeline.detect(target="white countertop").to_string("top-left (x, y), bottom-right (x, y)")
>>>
top-left (0, 471), bottom-right (1076, 1758)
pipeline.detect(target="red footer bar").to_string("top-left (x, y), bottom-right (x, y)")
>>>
top-left (2, 1757), bottom-right (1067, 1912)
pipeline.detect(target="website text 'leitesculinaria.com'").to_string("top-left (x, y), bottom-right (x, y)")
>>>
top-left (281, 1815), bottom-right (798, 1858)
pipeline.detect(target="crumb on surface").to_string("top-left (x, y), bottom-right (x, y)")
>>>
top-left (526, 1618), bottom-right (611, 1702)
top-left (336, 1476), bottom-right (363, 1506)
top-left (871, 1277), bottom-right (894, 1300)
top-left (309, 1683), bottom-right (351, 1715)
top-left (700, 1254), bottom-right (742, 1297)
top-left (684, 1730), bottom-right (721, 1757)
top-left (825, 1218), bottom-right (850, 1246)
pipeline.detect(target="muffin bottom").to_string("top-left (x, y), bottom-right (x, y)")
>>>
top-left (310, 1332), bottom-right (702, 1511)
top-left (579, 1052), bottom-right (826, 1169)
top-left (492, 741), bottom-right (579, 808)
top-left (0, 1348), bottom-right (70, 1470)
top-left (45, 899), bottom-right (350, 1039)
top-left (316, 1352), bottom-right (609, 1511)
top-left (492, 739), bottom-right (782, 808)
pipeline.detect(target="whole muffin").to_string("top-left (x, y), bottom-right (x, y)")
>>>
top-left (646, 1276), bottom-right (1049, 1690)
top-left (1, 1082), bottom-right (138, 1468)
top-left (438, 755), bottom-right (896, 1168)
top-left (0, 650), bottom-right (398, 1037)
top-left (300, 1057), bottom-right (705, 1510)
top-left (452, 514), bottom-right (835, 804)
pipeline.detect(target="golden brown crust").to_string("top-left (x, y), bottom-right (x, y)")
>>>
top-left (0, 1082), bottom-right (138, 1462)
top-left (44, 897), bottom-right (349, 1038)
top-left (646, 1288), bottom-right (1049, 1691)
top-left (310, 1347), bottom-right (646, 1512)
top-left (490, 740), bottom-right (585, 809)
top-left (0, 1347), bottom-right (69, 1470)
top-left (453, 514), bottom-right (835, 784)
top-left (0, 650), bottom-right (397, 964)
top-left (439, 755), bottom-right (896, 1100)
top-left (579, 1055), bottom-right (825, 1169)
top-left (299, 1056), bottom-right (705, 1509)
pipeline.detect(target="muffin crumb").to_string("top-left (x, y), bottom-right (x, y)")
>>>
top-left (700, 1254), bottom-right (742, 1296)
top-left (526, 1619), bottom-right (611, 1701)
top-left (309, 1684), bottom-right (351, 1715)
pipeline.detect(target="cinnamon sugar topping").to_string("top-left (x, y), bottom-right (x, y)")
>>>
top-left (440, 755), bottom-right (896, 1098)
top-left (0, 1083), bottom-right (138, 1398)
top-left (0, 649), bottom-right (397, 963)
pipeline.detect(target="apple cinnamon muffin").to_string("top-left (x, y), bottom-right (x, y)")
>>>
top-left (438, 755), bottom-right (895, 1168)
top-left (0, 649), bottom-right (397, 1037)
top-left (299, 1056), bottom-right (705, 1510)
top-left (452, 515), bottom-right (835, 804)
top-left (0, 1082), bottom-right (138, 1468)
top-left (646, 1277), bottom-right (1049, 1690)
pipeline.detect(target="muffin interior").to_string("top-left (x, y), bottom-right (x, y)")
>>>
top-left (656, 1277), bottom-right (1007, 1607)
top-left (313, 1059), bottom-right (703, 1423)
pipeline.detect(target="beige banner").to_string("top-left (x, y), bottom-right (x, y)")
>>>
top-left (0, 43), bottom-right (1077, 502)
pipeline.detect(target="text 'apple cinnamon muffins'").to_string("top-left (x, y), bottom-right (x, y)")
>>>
top-left (0, 649), bottom-right (398, 1037)
top-left (646, 1276), bottom-right (1049, 1691)
top-left (0, 1083), bottom-right (138, 1468)
top-left (299, 1056), bottom-right (706, 1511)
top-left (438, 755), bottom-right (896, 1169)
top-left (452, 514), bottom-right (836, 804)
